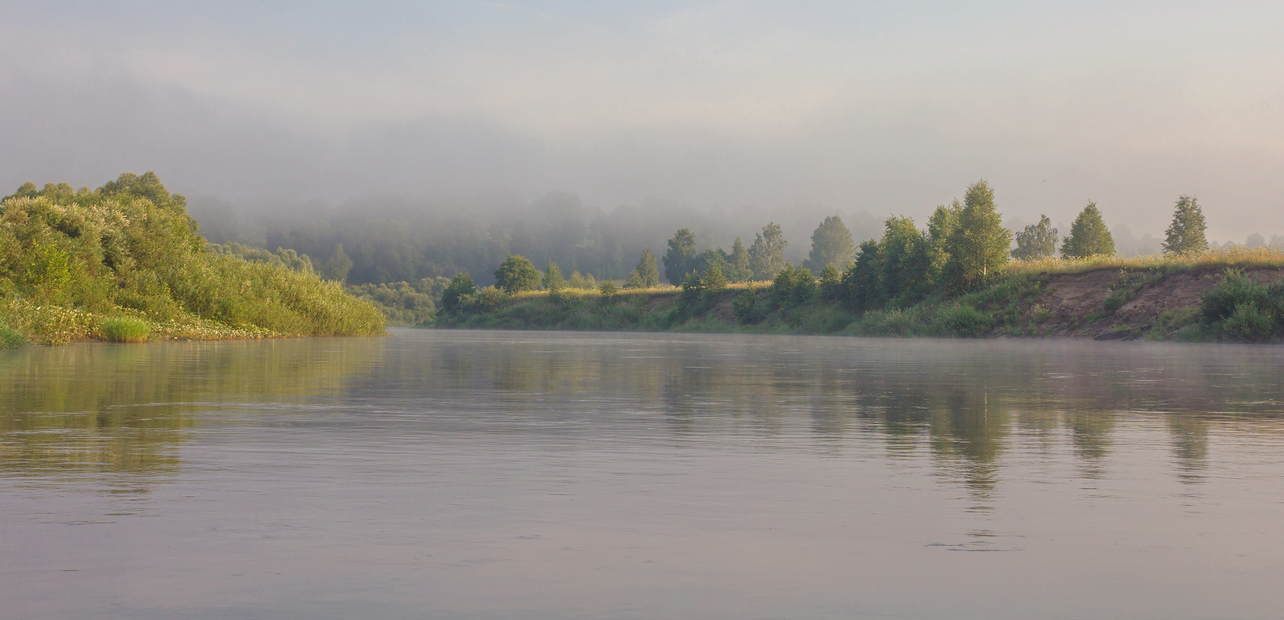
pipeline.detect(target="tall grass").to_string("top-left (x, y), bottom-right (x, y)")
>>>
top-left (1008, 247), bottom-right (1284, 276)
top-left (101, 316), bottom-right (151, 343)
top-left (0, 322), bottom-right (25, 348)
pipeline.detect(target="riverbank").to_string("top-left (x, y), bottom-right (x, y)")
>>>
top-left (437, 249), bottom-right (1284, 342)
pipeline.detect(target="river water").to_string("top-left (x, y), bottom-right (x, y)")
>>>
top-left (2, 329), bottom-right (1284, 619)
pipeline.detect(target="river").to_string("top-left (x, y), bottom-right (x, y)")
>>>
top-left (3, 329), bottom-right (1283, 619)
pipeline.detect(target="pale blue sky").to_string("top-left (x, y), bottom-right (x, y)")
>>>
top-left (3, 1), bottom-right (1282, 239)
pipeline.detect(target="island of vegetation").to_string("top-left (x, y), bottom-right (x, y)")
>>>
top-left (432, 181), bottom-right (1284, 343)
top-left (0, 173), bottom-right (384, 347)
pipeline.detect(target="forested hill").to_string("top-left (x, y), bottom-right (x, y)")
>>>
top-left (0, 173), bottom-right (384, 346)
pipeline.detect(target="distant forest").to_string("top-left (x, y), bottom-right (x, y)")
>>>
top-left (192, 193), bottom-right (884, 287)
top-left (193, 191), bottom-right (1278, 290)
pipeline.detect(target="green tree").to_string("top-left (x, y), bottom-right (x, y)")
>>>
top-left (703, 262), bottom-right (727, 294)
top-left (1012, 215), bottom-right (1058, 260)
top-left (841, 239), bottom-right (884, 312)
top-left (494, 255), bottom-right (541, 293)
top-left (923, 201), bottom-right (961, 286)
top-left (748, 222), bottom-right (787, 280)
top-left (804, 215), bottom-right (856, 273)
top-left (730, 237), bottom-right (751, 282)
top-left (636, 247), bottom-right (660, 287)
top-left (440, 272), bottom-right (476, 311)
top-left (679, 270), bottom-right (704, 306)
top-left (1060, 203), bottom-right (1114, 259)
top-left (623, 270), bottom-right (645, 289)
top-left (543, 261), bottom-right (566, 291)
top-left (880, 216), bottom-right (926, 303)
top-left (663, 229), bottom-right (697, 285)
top-left (818, 263), bottom-right (843, 300)
top-left (322, 243), bottom-right (353, 282)
top-left (944, 180), bottom-right (1012, 291)
top-left (1164, 195), bottom-right (1208, 256)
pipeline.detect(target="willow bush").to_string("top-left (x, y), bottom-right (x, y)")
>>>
top-left (0, 174), bottom-right (384, 343)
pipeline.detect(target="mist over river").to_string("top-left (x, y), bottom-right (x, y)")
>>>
top-left (3, 330), bottom-right (1284, 619)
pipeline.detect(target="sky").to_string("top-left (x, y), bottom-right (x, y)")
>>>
top-left (2, 1), bottom-right (1282, 240)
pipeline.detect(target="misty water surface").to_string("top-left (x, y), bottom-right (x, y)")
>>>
top-left (2, 330), bottom-right (1284, 619)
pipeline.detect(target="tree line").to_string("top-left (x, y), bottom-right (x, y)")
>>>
top-left (439, 179), bottom-right (1216, 319)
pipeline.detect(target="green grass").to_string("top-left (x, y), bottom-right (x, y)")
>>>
top-left (101, 316), bottom-right (152, 343)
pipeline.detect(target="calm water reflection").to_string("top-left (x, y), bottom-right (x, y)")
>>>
top-left (3, 330), bottom-right (1284, 619)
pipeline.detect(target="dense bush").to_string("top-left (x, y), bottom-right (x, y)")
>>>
top-left (0, 173), bottom-right (385, 342)
top-left (347, 281), bottom-right (437, 326)
top-left (1199, 269), bottom-right (1283, 341)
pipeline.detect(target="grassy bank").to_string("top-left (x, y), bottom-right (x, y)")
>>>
top-left (437, 248), bottom-right (1284, 343)
top-left (0, 174), bottom-right (385, 346)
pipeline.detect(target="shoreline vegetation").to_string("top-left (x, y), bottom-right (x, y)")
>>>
top-left (5, 174), bottom-right (1283, 346)
top-left (433, 181), bottom-right (1284, 343)
top-left (0, 173), bottom-right (385, 347)
top-left (434, 248), bottom-right (1284, 342)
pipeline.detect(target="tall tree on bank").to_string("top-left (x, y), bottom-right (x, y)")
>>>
top-left (1012, 215), bottom-right (1058, 260)
top-left (804, 216), bottom-right (856, 273)
top-left (543, 261), bottom-right (566, 291)
top-left (494, 255), bottom-right (541, 293)
top-left (944, 180), bottom-right (1012, 291)
top-left (921, 201), bottom-right (961, 292)
top-left (663, 228), bottom-right (697, 285)
top-left (731, 238), bottom-right (751, 282)
top-left (748, 222), bottom-right (787, 280)
top-left (636, 248), bottom-right (660, 287)
top-left (1060, 202), bottom-right (1114, 259)
top-left (1163, 195), bottom-right (1208, 255)
top-left (880, 216), bottom-right (925, 303)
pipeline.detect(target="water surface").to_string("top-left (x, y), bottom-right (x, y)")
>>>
top-left (3, 330), bottom-right (1284, 619)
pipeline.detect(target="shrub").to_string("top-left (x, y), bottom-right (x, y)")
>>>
top-left (0, 323), bottom-right (26, 348)
top-left (1199, 269), bottom-right (1284, 341)
top-left (733, 290), bottom-right (765, 324)
top-left (937, 304), bottom-right (993, 337)
top-left (1222, 302), bottom-right (1275, 341)
top-left (101, 316), bottom-right (151, 343)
